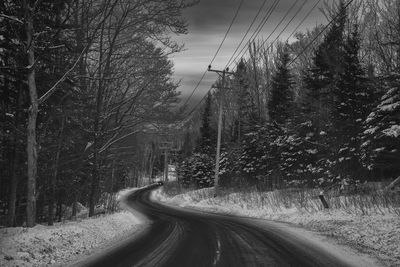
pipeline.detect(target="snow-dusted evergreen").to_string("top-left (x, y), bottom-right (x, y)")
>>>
top-left (361, 78), bottom-right (400, 178)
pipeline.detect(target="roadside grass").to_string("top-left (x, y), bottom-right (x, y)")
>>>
top-left (161, 181), bottom-right (400, 216)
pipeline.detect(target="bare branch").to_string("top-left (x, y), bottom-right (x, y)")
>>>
top-left (37, 46), bottom-right (86, 105)
top-left (0, 13), bottom-right (24, 24)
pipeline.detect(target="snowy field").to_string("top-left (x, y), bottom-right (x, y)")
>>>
top-left (0, 188), bottom-right (144, 267)
top-left (153, 187), bottom-right (400, 266)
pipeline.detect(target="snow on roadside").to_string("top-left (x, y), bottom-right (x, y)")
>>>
top-left (152, 188), bottom-right (400, 266)
top-left (0, 187), bottom-right (144, 267)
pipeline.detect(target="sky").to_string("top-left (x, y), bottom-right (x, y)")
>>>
top-left (170, 0), bottom-right (328, 107)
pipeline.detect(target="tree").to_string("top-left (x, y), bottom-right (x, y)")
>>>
top-left (268, 46), bottom-right (294, 125)
top-left (236, 59), bottom-right (259, 136)
top-left (361, 78), bottom-right (400, 179)
top-left (195, 92), bottom-right (215, 154)
top-left (332, 26), bottom-right (374, 181)
top-left (303, 0), bottom-right (347, 133)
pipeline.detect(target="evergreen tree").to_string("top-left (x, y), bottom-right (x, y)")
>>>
top-left (176, 92), bottom-right (216, 188)
top-left (361, 78), bottom-right (400, 179)
top-left (295, 1), bottom-right (348, 186)
top-left (181, 131), bottom-right (193, 158)
top-left (195, 92), bottom-right (215, 154)
top-left (236, 59), bottom-right (259, 135)
top-left (268, 47), bottom-right (294, 125)
top-left (303, 0), bottom-right (347, 132)
top-left (332, 26), bottom-right (373, 181)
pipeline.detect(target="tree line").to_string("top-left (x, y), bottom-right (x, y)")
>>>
top-left (177, 0), bottom-right (400, 191)
top-left (0, 0), bottom-right (194, 227)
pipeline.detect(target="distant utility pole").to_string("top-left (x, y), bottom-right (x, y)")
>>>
top-left (207, 65), bottom-right (234, 197)
top-left (159, 140), bottom-right (173, 182)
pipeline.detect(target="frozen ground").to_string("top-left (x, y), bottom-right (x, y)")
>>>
top-left (153, 187), bottom-right (400, 267)
top-left (0, 188), bottom-right (144, 267)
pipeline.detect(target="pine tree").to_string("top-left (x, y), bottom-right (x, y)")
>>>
top-left (295, 1), bottom-right (347, 186)
top-left (236, 59), bottom-right (259, 135)
top-left (177, 92), bottom-right (216, 188)
top-left (303, 0), bottom-right (347, 132)
top-left (268, 47), bottom-right (294, 125)
top-left (181, 131), bottom-right (193, 158)
top-left (332, 26), bottom-right (373, 181)
top-left (361, 78), bottom-right (400, 179)
top-left (196, 92), bottom-right (215, 154)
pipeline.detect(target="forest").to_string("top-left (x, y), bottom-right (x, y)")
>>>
top-left (0, 0), bottom-right (194, 227)
top-left (177, 0), bottom-right (400, 195)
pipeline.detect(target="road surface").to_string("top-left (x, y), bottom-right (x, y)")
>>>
top-left (74, 185), bottom-right (373, 267)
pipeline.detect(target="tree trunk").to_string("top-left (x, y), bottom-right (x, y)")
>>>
top-left (71, 188), bottom-right (80, 219)
top-left (7, 86), bottom-right (22, 227)
top-left (89, 19), bottom-right (105, 217)
top-left (48, 116), bottom-right (65, 225)
top-left (8, 145), bottom-right (19, 227)
top-left (56, 197), bottom-right (62, 222)
top-left (25, 0), bottom-right (38, 227)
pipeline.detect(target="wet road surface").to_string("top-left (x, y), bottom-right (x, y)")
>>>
top-left (74, 185), bottom-right (363, 267)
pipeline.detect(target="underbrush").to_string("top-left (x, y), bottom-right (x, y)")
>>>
top-left (162, 181), bottom-right (400, 216)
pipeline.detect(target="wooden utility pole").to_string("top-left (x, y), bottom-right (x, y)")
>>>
top-left (164, 149), bottom-right (169, 182)
top-left (159, 140), bottom-right (173, 182)
top-left (207, 65), bottom-right (234, 196)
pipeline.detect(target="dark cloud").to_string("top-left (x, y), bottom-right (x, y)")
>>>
top-left (173, 0), bottom-right (327, 106)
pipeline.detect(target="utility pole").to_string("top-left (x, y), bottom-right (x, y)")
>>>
top-left (164, 149), bottom-right (169, 182)
top-left (159, 140), bottom-right (173, 182)
top-left (207, 65), bottom-right (234, 196)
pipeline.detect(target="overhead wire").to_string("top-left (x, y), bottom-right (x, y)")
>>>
top-left (289, 0), bottom-right (355, 65)
top-left (226, 0), bottom-right (282, 68)
top-left (285, 0), bottom-right (322, 43)
top-left (182, 0), bottom-right (282, 120)
top-left (228, 0), bottom-right (301, 69)
top-left (183, 0), bottom-right (295, 121)
top-left (224, 0), bottom-right (271, 68)
top-left (180, 0), bottom-right (245, 108)
top-left (257, 0), bottom-right (308, 55)
top-left (182, 0), bottom-right (278, 120)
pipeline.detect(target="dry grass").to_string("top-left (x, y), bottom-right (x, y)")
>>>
top-left (163, 181), bottom-right (400, 216)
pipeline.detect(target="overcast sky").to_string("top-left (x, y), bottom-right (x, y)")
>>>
top-left (171, 0), bottom-right (328, 107)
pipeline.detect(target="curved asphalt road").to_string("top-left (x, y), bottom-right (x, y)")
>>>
top-left (75, 185), bottom-right (364, 267)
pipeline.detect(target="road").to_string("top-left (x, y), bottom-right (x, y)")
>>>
top-left (74, 185), bottom-right (370, 267)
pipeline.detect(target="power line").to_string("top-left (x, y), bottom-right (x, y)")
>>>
top-left (210, 0), bottom-right (245, 66)
top-left (180, 70), bottom-right (207, 108)
top-left (180, 0), bottom-right (244, 108)
top-left (285, 0), bottom-right (322, 42)
top-left (183, 0), bottom-right (282, 120)
top-left (229, 0), bottom-right (321, 71)
top-left (229, 0), bottom-right (301, 69)
top-left (224, 0), bottom-right (269, 68)
top-left (289, 0), bottom-right (355, 65)
top-left (227, 0), bottom-right (282, 68)
top-left (257, 0), bottom-right (308, 54)
top-left (245, 0), bottom-right (352, 107)
top-left (183, 0), bottom-right (288, 121)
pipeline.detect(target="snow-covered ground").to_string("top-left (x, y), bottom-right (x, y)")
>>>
top-left (0, 188), bottom-right (144, 267)
top-left (153, 187), bottom-right (400, 266)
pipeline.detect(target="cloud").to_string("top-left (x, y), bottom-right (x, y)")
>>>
top-left (172, 0), bottom-right (327, 107)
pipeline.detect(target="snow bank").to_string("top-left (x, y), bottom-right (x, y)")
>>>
top-left (0, 187), bottom-right (144, 267)
top-left (153, 188), bottom-right (400, 266)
